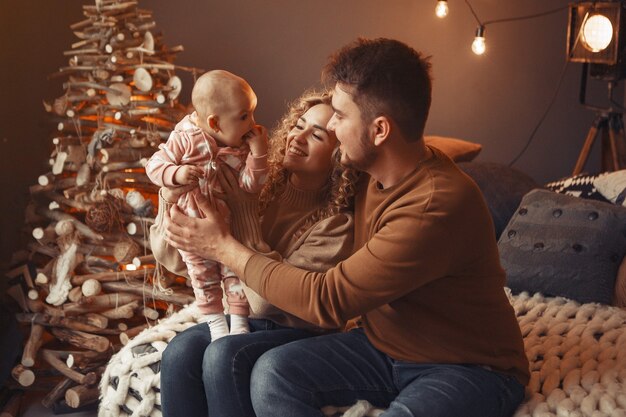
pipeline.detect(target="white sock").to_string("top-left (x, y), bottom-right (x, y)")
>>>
top-left (206, 313), bottom-right (229, 341)
top-left (229, 314), bottom-right (250, 335)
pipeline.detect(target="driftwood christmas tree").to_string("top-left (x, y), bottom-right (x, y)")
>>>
top-left (4, 0), bottom-right (200, 413)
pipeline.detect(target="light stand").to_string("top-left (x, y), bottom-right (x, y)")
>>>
top-left (567, 1), bottom-right (626, 175)
top-left (572, 63), bottom-right (626, 175)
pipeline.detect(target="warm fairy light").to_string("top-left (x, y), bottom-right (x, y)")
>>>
top-left (582, 14), bottom-right (614, 52)
top-left (472, 26), bottom-right (486, 55)
top-left (435, 0), bottom-right (449, 18)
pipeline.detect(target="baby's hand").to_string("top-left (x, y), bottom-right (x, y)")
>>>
top-left (247, 125), bottom-right (268, 157)
top-left (174, 165), bottom-right (204, 185)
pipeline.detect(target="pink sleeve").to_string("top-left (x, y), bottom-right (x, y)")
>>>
top-left (239, 152), bottom-right (268, 193)
top-left (145, 131), bottom-right (187, 187)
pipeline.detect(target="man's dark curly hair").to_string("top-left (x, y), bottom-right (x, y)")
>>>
top-left (322, 37), bottom-right (432, 142)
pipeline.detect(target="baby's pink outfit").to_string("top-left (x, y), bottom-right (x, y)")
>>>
top-left (146, 113), bottom-right (267, 315)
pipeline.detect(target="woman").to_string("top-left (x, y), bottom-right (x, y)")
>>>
top-left (151, 90), bottom-right (358, 417)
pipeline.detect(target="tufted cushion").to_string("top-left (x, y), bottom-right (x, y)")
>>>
top-left (424, 135), bottom-right (482, 162)
top-left (458, 162), bottom-right (539, 239)
top-left (545, 172), bottom-right (611, 202)
top-left (498, 189), bottom-right (626, 305)
top-left (594, 169), bottom-right (626, 206)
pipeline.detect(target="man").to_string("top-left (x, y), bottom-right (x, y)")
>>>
top-left (164, 37), bottom-right (529, 417)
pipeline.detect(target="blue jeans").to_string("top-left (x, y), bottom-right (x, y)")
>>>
top-left (249, 329), bottom-right (526, 417)
top-left (160, 317), bottom-right (314, 417)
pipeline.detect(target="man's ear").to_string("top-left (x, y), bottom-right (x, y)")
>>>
top-left (372, 116), bottom-right (391, 147)
top-left (207, 115), bottom-right (220, 132)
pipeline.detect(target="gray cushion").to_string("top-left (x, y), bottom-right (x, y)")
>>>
top-left (458, 162), bottom-right (539, 239)
top-left (498, 189), bottom-right (626, 304)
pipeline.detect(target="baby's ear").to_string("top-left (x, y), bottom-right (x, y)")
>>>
top-left (207, 115), bottom-right (220, 132)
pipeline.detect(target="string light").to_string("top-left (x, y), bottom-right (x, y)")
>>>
top-left (437, 1), bottom-right (568, 56)
top-left (471, 26), bottom-right (486, 55)
top-left (435, 0), bottom-right (449, 18)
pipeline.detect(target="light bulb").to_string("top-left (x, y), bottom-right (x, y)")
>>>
top-left (582, 14), bottom-right (613, 52)
top-left (435, 0), bottom-right (449, 18)
top-left (472, 26), bottom-right (486, 55)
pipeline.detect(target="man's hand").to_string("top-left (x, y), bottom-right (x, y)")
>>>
top-left (163, 193), bottom-right (255, 277)
top-left (174, 165), bottom-right (204, 185)
top-left (246, 125), bottom-right (268, 157)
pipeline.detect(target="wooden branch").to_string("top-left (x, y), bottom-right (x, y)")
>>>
top-left (102, 281), bottom-right (194, 305)
top-left (72, 312), bottom-right (108, 329)
top-left (49, 328), bottom-right (110, 353)
top-left (21, 323), bottom-right (45, 367)
top-left (70, 267), bottom-right (154, 285)
top-left (119, 322), bottom-right (149, 345)
top-left (16, 312), bottom-right (116, 335)
top-left (132, 254), bottom-right (155, 267)
top-left (41, 378), bottom-right (74, 409)
top-left (26, 299), bottom-right (64, 317)
top-left (68, 286), bottom-right (83, 303)
top-left (43, 191), bottom-right (91, 212)
top-left (29, 177), bottom-right (76, 195)
top-left (142, 306), bottom-right (159, 320)
top-left (0, 390), bottom-right (23, 417)
top-left (62, 292), bottom-right (141, 315)
top-left (11, 365), bottom-right (35, 387)
top-left (99, 146), bottom-right (156, 163)
top-left (101, 300), bottom-right (139, 319)
top-left (101, 160), bottom-right (144, 172)
top-left (81, 278), bottom-right (101, 297)
top-left (41, 350), bottom-right (97, 386)
top-left (65, 384), bottom-right (100, 408)
top-left (38, 208), bottom-right (103, 241)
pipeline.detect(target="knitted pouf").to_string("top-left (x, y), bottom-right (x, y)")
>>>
top-left (99, 292), bottom-right (626, 417)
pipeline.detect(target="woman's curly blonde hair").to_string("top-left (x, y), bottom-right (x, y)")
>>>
top-left (259, 90), bottom-right (359, 233)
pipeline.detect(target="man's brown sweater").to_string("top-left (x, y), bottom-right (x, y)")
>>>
top-left (243, 147), bottom-right (530, 385)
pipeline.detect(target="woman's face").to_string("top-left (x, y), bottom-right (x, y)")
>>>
top-left (283, 104), bottom-right (338, 180)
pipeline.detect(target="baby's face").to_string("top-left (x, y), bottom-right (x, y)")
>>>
top-left (213, 86), bottom-right (257, 148)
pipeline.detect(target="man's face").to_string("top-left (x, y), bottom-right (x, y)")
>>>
top-left (327, 84), bottom-right (377, 171)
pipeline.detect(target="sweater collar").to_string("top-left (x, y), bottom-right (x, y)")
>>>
top-left (281, 179), bottom-right (327, 208)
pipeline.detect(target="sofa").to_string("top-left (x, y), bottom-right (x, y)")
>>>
top-left (99, 158), bottom-right (626, 417)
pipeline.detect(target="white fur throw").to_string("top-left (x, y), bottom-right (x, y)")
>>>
top-left (99, 291), bottom-right (626, 417)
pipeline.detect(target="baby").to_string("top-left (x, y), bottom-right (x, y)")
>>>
top-left (146, 70), bottom-right (268, 340)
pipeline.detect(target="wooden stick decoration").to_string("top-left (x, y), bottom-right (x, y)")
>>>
top-left (49, 328), bottom-right (110, 353)
top-left (0, 390), bottom-right (24, 417)
top-left (41, 378), bottom-right (75, 409)
top-left (11, 365), bottom-right (35, 387)
top-left (21, 323), bottom-right (45, 367)
top-left (62, 292), bottom-right (141, 315)
top-left (41, 350), bottom-right (97, 386)
top-left (65, 384), bottom-right (100, 408)
top-left (101, 300), bottom-right (140, 319)
top-left (102, 280), bottom-right (195, 305)
top-left (70, 267), bottom-right (153, 285)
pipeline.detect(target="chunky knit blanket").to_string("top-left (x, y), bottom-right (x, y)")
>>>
top-left (99, 291), bottom-right (626, 417)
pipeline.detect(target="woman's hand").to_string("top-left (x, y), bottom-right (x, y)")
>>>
top-left (216, 167), bottom-right (271, 253)
top-left (215, 167), bottom-right (259, 210)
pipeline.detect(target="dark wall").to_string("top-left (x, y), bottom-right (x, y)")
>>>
top-left (0, 0), bottom-right (613, 266)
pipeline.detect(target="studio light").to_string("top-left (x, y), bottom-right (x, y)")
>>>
top-left (566, 1), bottom-right (626, 175)
top-left (567, 1), bottom-right (625, 68)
